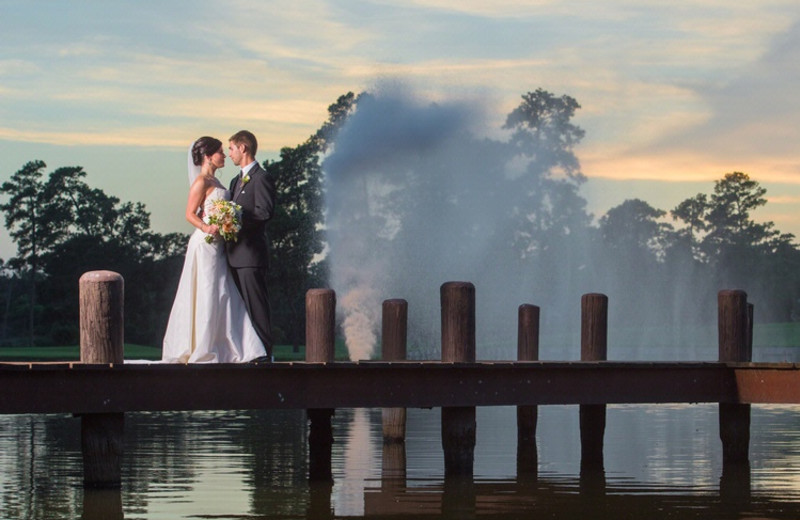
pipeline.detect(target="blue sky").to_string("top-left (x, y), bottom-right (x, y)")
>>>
top-left (2, 1), bottom-right (800, 259)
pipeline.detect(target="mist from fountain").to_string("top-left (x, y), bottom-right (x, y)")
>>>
top-left (322, 83), bottom-right (717, 362)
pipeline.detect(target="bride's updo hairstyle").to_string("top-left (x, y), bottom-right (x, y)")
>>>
top-left (191, 136), bottom-right (223, 166)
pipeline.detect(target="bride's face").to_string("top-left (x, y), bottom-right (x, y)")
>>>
top-left (207, 148), bottom-right (226, 169)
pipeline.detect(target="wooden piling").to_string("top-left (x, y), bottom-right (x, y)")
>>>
top-left (517, 303), bottom-right (539, 476)
top-left (441, 282), bottom-right (476, 363)
top-left (306, 289), bottom-right (336, 363)
top-left (381, 299), bottom-right (408, 444)
top-left (718, 290), bottom-right (751, 465)
top-left (440, 282), bottom-right (476, 477)
top-left (79, 271), bottom-right (125, 488)
top-left (579, 293), bottom-right (607, 470)
top-left (306, 289), bottom-right (336, 481)
top-left (79, 271), bottom-right (124, 365)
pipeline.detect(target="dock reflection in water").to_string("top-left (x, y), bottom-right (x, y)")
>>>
top-left (3, 404), bottom-right (800, 519)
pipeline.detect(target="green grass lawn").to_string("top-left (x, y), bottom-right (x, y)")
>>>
top-left (1, 323), bottom-right (798, 362)
top-left (0, 341), bottom-right (351, 362)
top-left (752, 322), bottom-right (800, 347)
top-left (557, 321), bottom-right (800, 351)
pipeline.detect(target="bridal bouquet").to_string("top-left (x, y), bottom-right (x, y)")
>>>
top-left (204, 199), bottom-right (242, 243)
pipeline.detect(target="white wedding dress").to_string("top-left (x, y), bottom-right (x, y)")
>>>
top-left (161, 187), bottom-right (266, 363)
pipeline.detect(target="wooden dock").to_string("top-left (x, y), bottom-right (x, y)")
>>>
top-left (4, 272), bottom-right (796, 489)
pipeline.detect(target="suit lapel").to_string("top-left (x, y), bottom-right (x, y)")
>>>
top-left (231, 172), bottom-right (243, 200)
top-left (233, 163), bottom-right (261, 200)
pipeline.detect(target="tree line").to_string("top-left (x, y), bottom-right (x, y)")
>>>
top-left (1, 89), bottom-right (798, 349)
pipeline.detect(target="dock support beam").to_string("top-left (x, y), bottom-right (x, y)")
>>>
top-left (516, 303), bottom-right (539, 477)
top-left (79, 270), bottom-right (125, 488)
top-left (306, 288), bottom-right (336, 482)
top-left (718, 290), bottom-right (751, 465)
top-left (579, 293), bottom-right (607, 471)
top-left (440, 282), bottom-right (476, 477)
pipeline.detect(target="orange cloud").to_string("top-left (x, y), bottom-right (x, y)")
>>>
top-left (581, 149), bottom-right (800, 185)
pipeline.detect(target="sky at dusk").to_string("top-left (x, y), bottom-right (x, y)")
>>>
top-left (2, 1), bottom-right (800, 260)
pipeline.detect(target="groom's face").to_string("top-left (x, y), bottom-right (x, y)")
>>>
top-left (228, 141), bottom-right (244, 166)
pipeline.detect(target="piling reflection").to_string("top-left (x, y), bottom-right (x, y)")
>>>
top-left (307, 480), bottom-right (334, 520)
top-left (516, 405), bottom-right (538, 481)
top-left (307, 408), bottom-right (335, 482)
top-left (381, 441), bottom-right (406, 484)
top-left (720, 463), bottom-right (751, 515)
top-left (442, 475), bottom-right (476, 519)
top-left (81, 489), bottom-right (122, 520)
top-left (579, 466), bottom-right (606, 498)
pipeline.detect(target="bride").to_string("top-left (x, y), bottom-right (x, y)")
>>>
top-left (161, 137), bottom-right (267, 363)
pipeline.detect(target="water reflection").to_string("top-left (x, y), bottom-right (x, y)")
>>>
top-left (337, 408), bottom-right (375, 515)
top-left (3, 405), bottom-right (800, 518)
top-left (82, 489), bottom-right (122, 520)
top-left (363, 474), bottom-right (800, 519)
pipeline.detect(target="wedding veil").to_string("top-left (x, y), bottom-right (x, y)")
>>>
top-left (188, 141), bottom-right (201, 186)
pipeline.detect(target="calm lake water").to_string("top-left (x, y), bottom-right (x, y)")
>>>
top-left (3, 402), bottom-right (800, 519)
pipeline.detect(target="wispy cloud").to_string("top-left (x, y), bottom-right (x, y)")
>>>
top-left (0, 126), bottom-right (189, 147)
top-left (1, 2), bottom-right (799, 189)
top-left (582, 149), bottom-right (800, 185)
top-left (630, 19), bottom-right (800, 179)
top-left (768, 195), bottom-right (800, 205)
top-left (385, 0), bottom-right (630, 19)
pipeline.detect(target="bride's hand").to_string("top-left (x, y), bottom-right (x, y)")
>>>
top-left (204, 223), bottom-right (220, 235)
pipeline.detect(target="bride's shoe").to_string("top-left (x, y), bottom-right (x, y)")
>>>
top-left (249, 355), bottom-right (273, 364)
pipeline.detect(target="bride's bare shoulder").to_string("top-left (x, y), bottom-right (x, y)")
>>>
top-left (190, 175), bottom-right (209, 189)
top-left (190, 175), bottom-right (223, 194)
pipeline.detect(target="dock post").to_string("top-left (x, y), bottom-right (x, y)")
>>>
top-left (718, 290), bottom-right (751, 465)
top-left (79, 270), bottom-right (125, 489)
top-left (440, 281), bottom-right (476, 477)
top-left (580, 293), bottom-right (607, 471)
top-left (306, 288), bottom-right (336, 481)
top-left (381, 299), bottom-right (408, 445)
top-left (517, 303), bottom-right (539, 477)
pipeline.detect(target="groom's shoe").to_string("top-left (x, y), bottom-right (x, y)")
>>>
top-left (249, 355), bottom-right (273, 364)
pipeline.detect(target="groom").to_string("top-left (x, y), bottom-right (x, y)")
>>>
top-left (227, 130), bottom-right (276, 361)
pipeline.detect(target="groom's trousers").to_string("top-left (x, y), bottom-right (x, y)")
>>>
top-left (231, 266), bottom-right (273, 355)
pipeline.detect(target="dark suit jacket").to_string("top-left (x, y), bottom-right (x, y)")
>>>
top-left (226, 162), bottom-right (276, 268)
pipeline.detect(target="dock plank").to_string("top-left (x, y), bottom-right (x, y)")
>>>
top-left (2, 361), bottom-right (798, 414)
